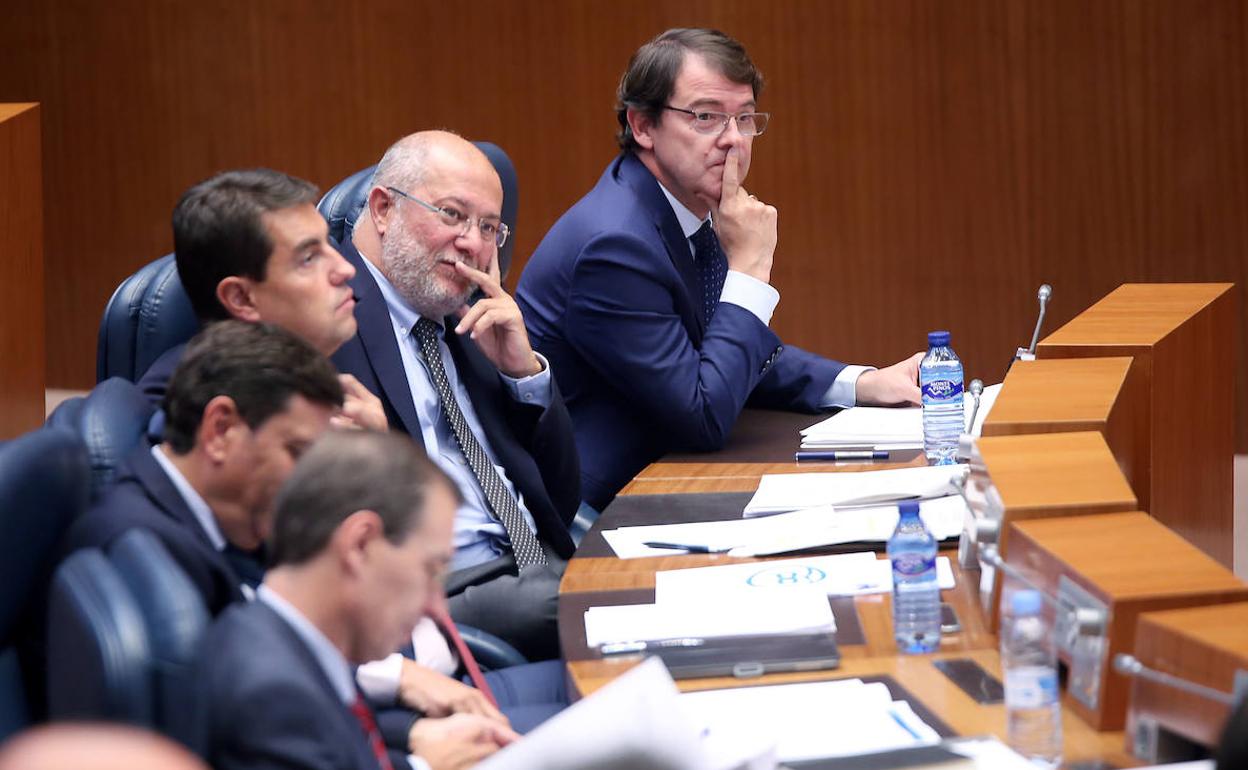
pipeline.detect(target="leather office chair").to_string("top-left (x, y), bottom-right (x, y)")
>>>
top-left (316, 141), bottom-right (520, 280)
top-left (0, 427), bottom-right (91, 739)
top-left (96, 254), bottom-right (199, 384)
top-left (45, 378), bottom-right (157, 500)
top-left (46, 548), bottom-right (154, 726)
top-left (456, 625), bottom-right (528, 672)
top-left (109, 530), bottom-right (209, 747)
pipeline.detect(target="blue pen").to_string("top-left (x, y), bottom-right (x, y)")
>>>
top-left (795, 450), bottom-right (889, 462)
top-left (889, 707), bottom-right (924, 740)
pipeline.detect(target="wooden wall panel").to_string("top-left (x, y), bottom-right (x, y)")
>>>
top-left (1, 0), bottom-right (1245, 446)
top-left (0, 103), bottom-right (45, 438)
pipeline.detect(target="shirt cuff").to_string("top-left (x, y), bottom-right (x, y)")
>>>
top-left (720, 271), bottom-right (780, 325)
top-left (820, 365), bottom-right (875, 408)
top-left (500, 351), bottom-right (553, 408)
top-left (355, 652), bottom-right (403, 705)
top-left (408, 756), bottom-right (432, 770)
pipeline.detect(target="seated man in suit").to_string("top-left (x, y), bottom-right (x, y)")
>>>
top-left (137, 167), bottom-right (385, 431)
top-left (198, 429), bottom-right (518, 770)
top-left (61, 320), bottom-right (343, 614)
top-left (133, 168), bottom-right (568, 727)
top-left (333, 131), bottom-right (579, 660)
top-left (517, 28), bottom-right (924, 511)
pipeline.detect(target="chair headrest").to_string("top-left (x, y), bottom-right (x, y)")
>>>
top-left (97, 255), bottom-right (199, 384)
top-left (108, 530), bottom-right (209, 665)
top-left (0, 428), bottom-right (90, 640)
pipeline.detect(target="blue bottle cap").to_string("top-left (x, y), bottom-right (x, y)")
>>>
top-left (898, 501), bottom-right (920, 517)
top-left (1010, 589), bottom-right (1043, 615)
top-left (927, 330), bottom-right (951, 347)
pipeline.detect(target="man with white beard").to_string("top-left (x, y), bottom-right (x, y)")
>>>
top-left (332, 131), bottom-right (579, 662)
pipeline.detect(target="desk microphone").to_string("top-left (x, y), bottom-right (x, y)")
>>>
top-left (1015, 284), bottom-right (1053, 361)
top-left (1113, 654), bottom-right (1238, 706)
top-left (965, 379), bottom-right (984, 435)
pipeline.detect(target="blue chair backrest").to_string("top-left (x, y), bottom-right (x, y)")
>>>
top-left (46, 549), bottom-right (153, 726)
top-left (96, 254), bottom-right (199, 384)
top-left (316, 141), bottom-right (520, 280)
top-left (0, 427), bottom-right (90, 739)
top-left (45, 378), bottom-right (156, 500)
top-left (109, 530), bottom-right (209, 746)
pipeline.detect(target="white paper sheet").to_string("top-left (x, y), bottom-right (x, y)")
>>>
top-left (583, 588), bottom-right (835, 648)
top-left (476, 657), bottom-right (738, 770)
top-left (744, 464), bottom-right (970, 517)
top-left (653, 553), bottom-right (955, 602)
top-left (679, 679), bottom-right (940, 762)
top-left (601, 497), bottom-right (965, 559)
top-left (797, 382), bottom-right (1001, 449)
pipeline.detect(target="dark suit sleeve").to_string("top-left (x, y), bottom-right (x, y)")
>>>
top-left (746, 343), bottom-right (847, 412)
top-left (499, 377), bottom-right (580, 527)
top-left (564, 230), bottom-right (812, 451)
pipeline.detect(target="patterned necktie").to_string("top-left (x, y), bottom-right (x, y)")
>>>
top-left (426, 592), bottom-right (497, 705)
top-left (349, 694), bottom-right (395, 770)
top-left (691, 220), bottom-right (728, 325)
top-left (412, 318), bottom-right (547, 569)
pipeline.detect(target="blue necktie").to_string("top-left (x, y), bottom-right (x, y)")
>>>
top-left (691, 221), bottom-right (727, 325)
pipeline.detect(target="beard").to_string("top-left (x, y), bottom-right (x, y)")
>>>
top-left (380, 217), bottom-right (474, 319)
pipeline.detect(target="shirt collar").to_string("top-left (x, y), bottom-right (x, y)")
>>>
top-left (359, 250), bottom-right (445, 336)
top-left (656, 180), bottom-right (712, 242)
top-left (150, 444), bottom-right (226, 551)
top-left (257, 585), bottom-right (356, 705)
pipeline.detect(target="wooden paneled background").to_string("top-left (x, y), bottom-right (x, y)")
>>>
top-left (1, 0), bottom-right (1245, 446)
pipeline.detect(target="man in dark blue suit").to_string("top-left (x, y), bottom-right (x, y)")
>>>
top-left (332, 131), bottom-right (578, 660)
top-left (517, 28), bottom-right (925, 511)
top-left (61, 320), bottom-right (343, 614)
top-left (198, 430), bottom-right (517, 770)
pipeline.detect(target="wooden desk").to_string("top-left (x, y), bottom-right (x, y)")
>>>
top-left (983, 357), bottom-right (1144, 495)
top-left (1037, 283), bottom-right (1237, 566)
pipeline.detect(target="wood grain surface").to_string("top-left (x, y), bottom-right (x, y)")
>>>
top-left (3, 1), bottom-right (1246, 455)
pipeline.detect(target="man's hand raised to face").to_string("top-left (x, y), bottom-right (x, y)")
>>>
top-left (698, 147), bottom-right (777, 285)
top-left (452, 250), bottom-right (543, 379)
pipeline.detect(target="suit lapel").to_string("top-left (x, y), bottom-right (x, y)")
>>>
top-left (340, 240), bottom-right (425, 437)
top-left (615, 154), bottom-right (706, 341)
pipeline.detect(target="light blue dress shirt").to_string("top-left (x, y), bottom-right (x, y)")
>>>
top-left (360, 257), bottom-right (548, 571)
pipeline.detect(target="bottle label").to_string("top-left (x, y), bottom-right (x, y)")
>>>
top-left (892, 554), bottom-right (935, 576)
top-left (1005, 666), bottom-right (1059, 709)
top-left (922, 379), bottom-right (963, 400)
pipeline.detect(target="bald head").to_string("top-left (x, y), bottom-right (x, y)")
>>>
top-left (0, 725), bottom-right (209, 770)
top-left (370, 131), bottom-right (502, 206)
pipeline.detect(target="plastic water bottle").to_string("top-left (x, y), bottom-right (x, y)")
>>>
top-left (888, 501), bottom-right (940, 654)
top-left (920, 330), bottom-right (965, 465)
top-left (1001, 590), bottom-right (1063, 768)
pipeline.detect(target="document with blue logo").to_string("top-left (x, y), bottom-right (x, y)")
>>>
top-left (653, 552), bottom-right (954, 604)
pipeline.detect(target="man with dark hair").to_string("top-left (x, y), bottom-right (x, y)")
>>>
top-left (138, 168), bottom-right (382, 430)
top-left (334, 131), bottom-right (579, 661)
top-left (517, 28), bottom-right (924, 511)
top-left (199, 430), bottom-right (517, 770)
top-left (62, 320), bottom-right (344, 613)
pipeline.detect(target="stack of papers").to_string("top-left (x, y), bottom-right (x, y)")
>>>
top-left (743, 464), bottom-right (969, 517)
top-left (601, 496), bottom-right (966, 559)
top-left (679, 679), bottom-right (941, 762)
top-left (653, 552), bottom-right (954, 602)
top-left (799, 382), bottom-right (1003, 449)
top-left (584, 589), bottom-right (835, 648)
top-left (801, 407), bottom-right (922, 450)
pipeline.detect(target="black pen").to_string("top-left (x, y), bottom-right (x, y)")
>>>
top-left (642, 541), bottom-right (730, 554)
top-left (795, 450), bottom-right (889, 462)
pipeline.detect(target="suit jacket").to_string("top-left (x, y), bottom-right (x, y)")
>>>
top-left (134, 343), bottom-right (185, 408)
top-left (198, 600), bottom-right (385, 770)
top-left (331, 238), bottom-right (578, 562)
top-left (58, 444), bottom-right (245, 615)
top-left (517, 153), bottom-right (846, 509)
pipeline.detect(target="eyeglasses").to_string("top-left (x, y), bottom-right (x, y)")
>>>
top-left (662, 106), bottom-right (771, 137)
top-left (386, 186), bottom-right (510, 249)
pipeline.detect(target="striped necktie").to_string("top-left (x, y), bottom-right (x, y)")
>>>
top-left (412, 318), bottom-right (547, 569)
